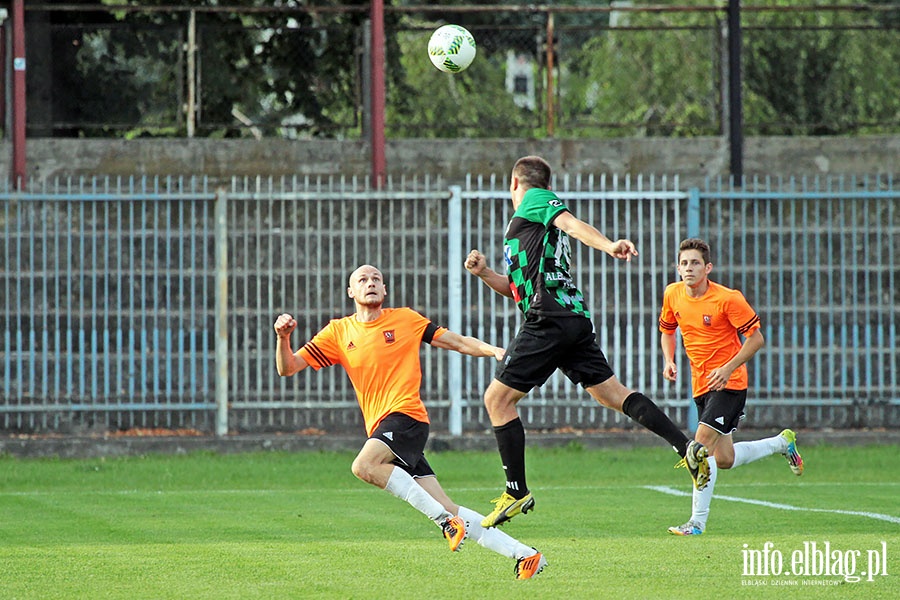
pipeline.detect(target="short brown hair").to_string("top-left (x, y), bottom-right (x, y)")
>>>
top-left (678, 238), bottom-right (711, 264)
top-left (512, 155), bottom-right (552, 190)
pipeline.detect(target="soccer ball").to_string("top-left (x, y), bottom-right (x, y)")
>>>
top-left (428, 25), bottom-right (476, 74)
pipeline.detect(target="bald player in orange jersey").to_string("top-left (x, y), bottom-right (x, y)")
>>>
top-left (274, 265), bottom-right (547, 580)
top-left (659, 239), bottom-right (803, 536)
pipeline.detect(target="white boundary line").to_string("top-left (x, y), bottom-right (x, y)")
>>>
top-left (3, 483), bottom-right (900, 524)
top-left (2, 481), bottom-right (898, 494)
top-left (644, 485), bottom-right (900, 525)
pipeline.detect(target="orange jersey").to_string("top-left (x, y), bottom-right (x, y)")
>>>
top-left (659, 281), bottom-right (760, 397)
top-left (297, 307), bottom-right (447, 436)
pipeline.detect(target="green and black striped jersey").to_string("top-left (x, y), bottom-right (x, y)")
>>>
top-left (503, 188), bottom-right (590, 318)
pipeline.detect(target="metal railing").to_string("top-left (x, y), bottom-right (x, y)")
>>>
top-left (1, 173), bottom-right (897, 435)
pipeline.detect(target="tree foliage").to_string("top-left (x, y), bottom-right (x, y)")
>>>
top-left (742, 0), bottom-right (900, 134)
top-left (386, 25), bottom-right (539, 137)
top-left (26, 1), bottom-right (900, 138)
top-left (41, 0), bottom-right (379, 137)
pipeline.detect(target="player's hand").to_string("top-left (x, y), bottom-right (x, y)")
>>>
top-left (465, 249), bottom-right (487, 275)
top-left (489, 345), bottom-right (506, 362)
top-left (609, 239), bottom-right (638, 262)
top-left (274, 313), bottom-right (297, 336)
top-left (663, 362), bottom-right (677, 382)
top-left (706, 367), bottom-right (732, 391)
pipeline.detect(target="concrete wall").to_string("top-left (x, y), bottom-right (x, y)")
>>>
top-left (1, 136), bottom-right (898, 187)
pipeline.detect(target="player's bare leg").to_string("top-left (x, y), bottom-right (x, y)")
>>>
top-left (352, 439), bottom-right (462, 549)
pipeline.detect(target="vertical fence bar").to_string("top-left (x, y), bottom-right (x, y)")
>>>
top-left (447, 185), bottom-right (463, 436)
top-left (215, 188), bottom-right (229, 436)
top-left (686, 187), bottom-right (701, 433)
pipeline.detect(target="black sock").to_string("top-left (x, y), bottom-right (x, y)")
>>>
top-left (493, 418), bottom-right (528, 498)
top-left (622, 392), bottom-right (689, 457)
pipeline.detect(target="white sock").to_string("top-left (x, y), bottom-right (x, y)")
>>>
top-left (690, 456), bottom-right (717, 530)
top-left (457, 506), bottom-right (535, 560)
top-left (383, 466), bottom-right (451, 524)
top-left (731, 434), bottom-right (786, 468)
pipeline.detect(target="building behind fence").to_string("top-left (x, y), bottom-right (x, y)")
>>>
top-left (1, 172), bottom-right (897, 435)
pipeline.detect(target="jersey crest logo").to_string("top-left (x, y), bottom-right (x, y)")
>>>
top-left (703, 314), bottom-right (712, 327)
top-left (346, 341), bottom-right (356, 351)
top-left (383, 330), bottom-right (395, 344)
top-left (383, 431), bottom-right (393, 441)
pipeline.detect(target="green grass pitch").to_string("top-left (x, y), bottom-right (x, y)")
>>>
top-left (0, 443), bottom-right (897, 599)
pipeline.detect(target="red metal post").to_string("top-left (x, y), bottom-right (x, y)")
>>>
top-left (370, 0), bottom-right (386, 189)
top-left (545, 12), bottom-right (555, 138)
top-left (11, 0), bottom-right (26, 189)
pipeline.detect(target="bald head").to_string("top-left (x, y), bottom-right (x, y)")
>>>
top-left (349, 264), bottom-right (383, 287)
top-left (347, 265), bottom-right (387, 308)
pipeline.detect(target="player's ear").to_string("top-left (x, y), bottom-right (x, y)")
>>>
top-left (347, 287), bottom-right (354, 299)
top-left (706, 262), bottom-right (714, 274)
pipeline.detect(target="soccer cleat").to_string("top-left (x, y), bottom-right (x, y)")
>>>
top-left (675, 440), bottom-right (710, 490)
top-left (780, 429), bottom-right (804, 475)
top-left (441, 515), bottom-right (466, 552)
top-left (481, 491), bottom-right (535, 528)
top-left (667, 520), bottom-right (704, 536)
top-left (515, 549), bottom-right (548, 580)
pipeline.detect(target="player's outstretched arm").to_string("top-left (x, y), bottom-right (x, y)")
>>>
top-left (429, 330), bottom-right (505, 361)
top-left (553, 212), bottom-right (638, 262)
top-left (465, 249), bottom-right (514, 298)
top-left (274, 313), bottom-right (311, 376)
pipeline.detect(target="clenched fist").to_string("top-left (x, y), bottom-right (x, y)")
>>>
top-left (465, 249), bottom-right (487, 275)
top-left (274, 313), bottom-right (297, 336)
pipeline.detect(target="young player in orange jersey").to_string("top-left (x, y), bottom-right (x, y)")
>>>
top-left (659, 238), bottom-right (803, 536)
top-left (274, 264), bottom-right (547, 579)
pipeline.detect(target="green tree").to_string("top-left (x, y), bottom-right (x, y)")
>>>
top-left (28, 1), bottom-right (900, 138)
top-left (742, 0), bottom-right (900, 134)
top-left (36, 0), bottom-right (379, 137)
top-left (561, 6), bottom-right (723, 137)
top-left (387, 26), bottom-right (538, 137)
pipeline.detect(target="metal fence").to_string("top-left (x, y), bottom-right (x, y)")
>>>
top-left (1, 173), bottom-right (897, 435)
top-left (17, 3), bottom-right (900, 138)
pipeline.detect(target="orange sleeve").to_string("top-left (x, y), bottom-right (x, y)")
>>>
top-left (726, 291), bottom-right (761, 337)
top-left (297, 320), bottom-right (343, 370)
top-left (658, 284), bottom-right (678, 333)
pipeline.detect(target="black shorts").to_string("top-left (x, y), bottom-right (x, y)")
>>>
top-left (369, 412), bottom-right (435, 478)
top-left (694, 389), bottom-right (747, 435)
top-left (496, 313), bottom-right (615, 393)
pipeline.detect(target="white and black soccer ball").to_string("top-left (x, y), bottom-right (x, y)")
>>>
top-left (428, 24), bottom-right (476, 74)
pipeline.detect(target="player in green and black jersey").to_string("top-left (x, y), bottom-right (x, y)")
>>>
top-left (466, 155), bottom-right (710, 528)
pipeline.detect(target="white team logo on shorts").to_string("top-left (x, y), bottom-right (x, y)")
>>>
top-left (383, 431), bottom-right (393, 441)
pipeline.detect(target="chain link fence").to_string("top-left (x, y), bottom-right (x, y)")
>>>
top-left (18, 3), bottom-right (900, 138)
